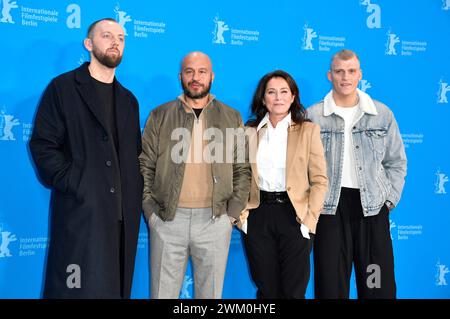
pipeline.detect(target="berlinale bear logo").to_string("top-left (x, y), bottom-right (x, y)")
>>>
top-left (0, 229), bottom-right (17, 258)
top-left (212, 15), bottom-right (229, 45)
top-left (0, 111), bottom-right (20, 141)
top-left (302, 23), bottom-right (317, 51)
top-left (114, 3), bottom-right (131, 36)
top-left (1, 0), bottom-right (18, 24)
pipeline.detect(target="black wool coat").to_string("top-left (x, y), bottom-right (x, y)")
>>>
top-left (29, 62), bottom-right (143, 298)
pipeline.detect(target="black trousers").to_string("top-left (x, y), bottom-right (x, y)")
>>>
top-left (244, 200), bottom-right (313, 299)
top-left (313, 187), bottom-right (396, 299)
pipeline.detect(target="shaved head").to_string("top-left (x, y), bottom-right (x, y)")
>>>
top-left (87, 18), bottom-right (120, 39)
top-left (180, 51), bottom-right (213, 72)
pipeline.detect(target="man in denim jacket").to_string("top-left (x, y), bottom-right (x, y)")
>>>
top-left (308, 49), bottom-right (407, 299)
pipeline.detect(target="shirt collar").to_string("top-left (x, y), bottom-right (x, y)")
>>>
top-left (257, 112), bottom-right (292, 132)
top-left (323, 88), bottom-right (378, 117)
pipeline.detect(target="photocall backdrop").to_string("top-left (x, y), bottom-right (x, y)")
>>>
top-left (1, 0), bottom-right (449, 298)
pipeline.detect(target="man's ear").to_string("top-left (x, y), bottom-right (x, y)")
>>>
top-left (83, 38), bottom-right (93, 52)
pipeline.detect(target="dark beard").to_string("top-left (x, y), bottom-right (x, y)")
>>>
top-left (181, 79), bottom-right (212, 99)
top-left (92, 47), bottom-right (122, 68)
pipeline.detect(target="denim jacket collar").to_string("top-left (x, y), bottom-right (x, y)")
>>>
top-left (323, 89), bottom-right (378, 117)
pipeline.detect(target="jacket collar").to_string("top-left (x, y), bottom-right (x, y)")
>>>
top-left (257, 112), bottom-right (292, 132)
top-left (74, 62), bottom-right (118, 86)
top-left (177, 93), bottom-right (216, 114)
top-left (323, 88), bottom-right (378, 117)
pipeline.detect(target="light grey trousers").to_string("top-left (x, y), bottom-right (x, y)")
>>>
top-left (149, 207), bottom-right (232, 299)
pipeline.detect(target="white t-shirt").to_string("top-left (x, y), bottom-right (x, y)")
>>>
top-left (334, 104), bottom-right (360, 189)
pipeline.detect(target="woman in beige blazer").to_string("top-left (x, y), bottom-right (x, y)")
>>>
top-left (240, 70), bottom-right (328, 298)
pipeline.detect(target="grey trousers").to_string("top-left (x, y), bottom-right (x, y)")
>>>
top-left (149, 207), bottom-right (232, 299)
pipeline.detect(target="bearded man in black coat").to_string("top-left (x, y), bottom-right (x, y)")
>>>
top-left (29, 18), bottom-right (143, 298)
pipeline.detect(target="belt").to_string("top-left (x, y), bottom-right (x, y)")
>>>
top-left (260, 190), bottom-right (290, 204)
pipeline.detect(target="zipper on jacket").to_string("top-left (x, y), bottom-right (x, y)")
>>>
top-left (211, 171), bottom-right (217, 220)
top-left (205, 105), bottom-right (216, 220)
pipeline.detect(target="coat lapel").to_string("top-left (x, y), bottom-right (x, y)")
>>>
top-left (75, 63), bottom-right (132, 149)
top-left (114, 82), bottom-right (131, 147)
top-left (75, 63), bottom-right (108, 132)
top-left (250, 128), bottom-right (261, 185)
top-left (286, 123), bottom-right (301, 181)
top-left (244, 124), bottom-right (260, 209)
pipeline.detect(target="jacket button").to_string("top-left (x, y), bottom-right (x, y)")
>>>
top-left (359, 167), bottom-right (362, 170)
top-left (106, 160), bottom-right (112, 167)
top-left (103, 135), bottom-right (108, 141)
top-left (355, 145), bottom-right (359, 149)
top-left (110, 187), bottom-right (116, 193)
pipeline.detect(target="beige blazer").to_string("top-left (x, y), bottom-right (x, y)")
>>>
top-left (239, 121), bottom-right (328, 234)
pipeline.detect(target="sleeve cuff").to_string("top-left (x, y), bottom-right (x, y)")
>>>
top-left (298, 213), bottom-right (318, 234)
top-left (227, 199), bottom-right (246, 220)
top-left (142, 199), bottom-right (158, 221)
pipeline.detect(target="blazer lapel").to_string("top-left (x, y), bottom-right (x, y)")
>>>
top-left (286, 123), bottom-right (301, 181)
top-left (247, 125), bottom-right (264, 185)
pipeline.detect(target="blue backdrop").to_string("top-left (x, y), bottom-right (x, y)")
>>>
top-left (1, 0), bottom-right (449, 299)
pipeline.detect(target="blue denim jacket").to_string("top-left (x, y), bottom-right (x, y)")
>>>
top-left (307, 90), bottom-right (407, 216)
